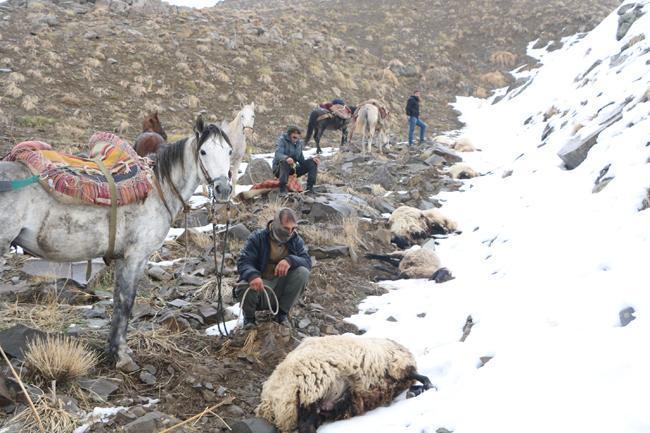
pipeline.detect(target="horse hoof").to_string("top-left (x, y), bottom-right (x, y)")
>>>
top-left (116, 351), bottom-right (140, 373)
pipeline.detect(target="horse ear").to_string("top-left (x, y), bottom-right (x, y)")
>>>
top-left (194, 115), bottom-right (205, 135)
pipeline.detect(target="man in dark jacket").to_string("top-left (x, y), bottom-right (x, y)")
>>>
top-left (406, 90), bottom-right (427, 146)
top-left (236, 208), bottom-right (312, 329)
top-left (272, 125), bottom-right (319, 193)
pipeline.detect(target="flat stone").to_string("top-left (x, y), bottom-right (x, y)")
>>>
top-left (431, 144), bottom-right (463, 163)
top-left (83, 306), bottom-right (107, 319)
top-left (228, 223), bottom-right (252, 241)
top-left (386, 316), bottom-right (398, 322)
top-left (179, 274), bottom-right (203, 286)
top-left (86, 318), bottom-right (109, 329)
top-left (139, 371), bottom-right (156, 386)
top-left (0, 373), bottom-right (15, 406)
top-left (558, 100), bottom-right (628, 169)
top-left (238, 158), bottom-right (273, 185)
top-left (78, 377), bottom-right (122, 401)
top-left (124, 411), bottom-right (164, 433)
top-left (168, 298), bottom-right (191, 308)
top-left (0, 324), bottom-right (47, 360)
top-left (231, 417), bottom-right (278, 433)
top-left (298, 318), bottom-right (311, 329)
top-left (198, 305), bottom-right (219, 325)
top-left (147, 266), bottom-right (172, 282)
top-left (620, 306), bottom-right (636, 327)
top-left (310, 245), bottom-right (350, 259)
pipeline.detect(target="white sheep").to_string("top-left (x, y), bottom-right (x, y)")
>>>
top-left (256, 335), bottom-right (433, 433)
top-left (448, 163), bottom-right (479, 179)
top-left (452, 137), bottom-right (477, 152)
top-left (389, 205), bottom-right (458, 248)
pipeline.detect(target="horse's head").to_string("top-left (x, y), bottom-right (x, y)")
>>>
top-left (193, 115), bottom-right (232, 201)
top-left (239, 102), bottom-right (255, 137)
top-left (143, 112), bottom-right (168, 141)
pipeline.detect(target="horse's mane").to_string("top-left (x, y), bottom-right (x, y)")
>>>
top-left (154, 124), bottom-right (231, 187)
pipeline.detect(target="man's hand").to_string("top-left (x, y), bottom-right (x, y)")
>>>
top-left (286, 157), bottom-right (295, 165)
top-left (274, 259), bottom-right (291, 277)
top-left (312, 157), bottom-right (321, 166)
top-left (249, 277), bottom-right (264, 292)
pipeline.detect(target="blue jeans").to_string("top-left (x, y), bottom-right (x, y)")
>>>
top-left (408, 116), bottom-right (427, 145)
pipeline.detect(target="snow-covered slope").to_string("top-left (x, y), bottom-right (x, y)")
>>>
top-left (324, 3), bottom-right (650, 433)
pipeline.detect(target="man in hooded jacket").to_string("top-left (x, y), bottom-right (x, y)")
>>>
top-left (236, 208), bottom-right (312, 329)
top-left (406, 90), bottom-right (427, 146)
top-left (273, 125), bottom-right (319, 193)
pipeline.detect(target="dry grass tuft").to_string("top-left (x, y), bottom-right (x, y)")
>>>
top-left (22, 95), bottom-right (39, 111)
top-left (61, 94), bottom-right (81, 107)
top-left (5, 82), bottom-right (23, 98)
top-left (186, 94), bottom-right (200, 108)
top-left (255, 199), bottom-right (285, 229)
top-left (480, 71), bottom-right (508, 88)
top-left (9, 393), bottom-right (79, 433)
top-left (25, 335), bottom-right (98, 383)
top-left (489, 50), bottom-right (517, 68)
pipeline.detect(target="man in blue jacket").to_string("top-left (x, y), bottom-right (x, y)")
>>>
top-left (406, 90), bottom-right (427, 146)
top-left (273, 126), bottom-right (319, 194)
top-left (236, 208), bottom-right (312, 329)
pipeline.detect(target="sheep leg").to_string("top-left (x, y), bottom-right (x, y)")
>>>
top-left (297, 404), bottom-right (319, 433)
top-left (409, 371), bottom-right (436, 391)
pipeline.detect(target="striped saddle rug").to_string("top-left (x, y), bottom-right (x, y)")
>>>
top-left (4, 131), bottom-right (153, 206)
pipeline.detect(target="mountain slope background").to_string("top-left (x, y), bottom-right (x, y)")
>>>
top-left (0, 0), bottom-right (617, 152)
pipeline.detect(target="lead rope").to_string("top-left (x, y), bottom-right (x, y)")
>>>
top-left (239, 284), bottom-right (280, 317)
top-left (213, 196), bottom-right (232, 337)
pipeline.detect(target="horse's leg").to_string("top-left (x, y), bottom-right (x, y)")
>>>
top-left (230, 159), bottom-right (241, 198)
top-left (340, 124), bottom-right (348, 151)
top-left (315, 127), bottom-right (324, 154)
top-left (109, 254), bottom-right (147, 372)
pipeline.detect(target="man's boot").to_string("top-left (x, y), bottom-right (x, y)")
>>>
top-left (243, 316), bottom-right (257, 330)
top-left (275, 310), bottom-right (289, 326)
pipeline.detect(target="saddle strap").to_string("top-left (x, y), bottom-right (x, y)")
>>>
top-left (152, 175), bottom-right (175, 221)
top-left (93, 158), bottom-right (118, 260)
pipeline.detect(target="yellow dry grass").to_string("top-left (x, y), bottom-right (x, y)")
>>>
top-left (22, 95), bottom-right (39, 111)
top-left (5, 82), bottom-right (23, 98)
top-left (25, 335), bottom-right (98, 383)
top-left (8, 393), bottom-right (79, 433)
top-left (489, 50), bottom-right (517, 68)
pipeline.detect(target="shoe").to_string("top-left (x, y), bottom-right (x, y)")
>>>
top-left (243, 316), bottom-right (257, 330)
top-left (275, 310), bottom-right (289, 326)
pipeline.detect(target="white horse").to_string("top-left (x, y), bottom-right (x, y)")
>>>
top-left (0, 116), bottom-right (232, 371)
top-left (226, 102), bottom-right (255, 194)
top-left (350, 103), bottom-right (389, 154)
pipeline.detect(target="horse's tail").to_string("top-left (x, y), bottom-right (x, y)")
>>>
top-left (305, 111), bottom-right (316, 145)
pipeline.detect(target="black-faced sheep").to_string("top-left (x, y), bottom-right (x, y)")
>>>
top-left (389, 205), bottom-right (458, 248)
top-left (448, 163), bottom-right (479, 179)
top-left (367, 247), bottom-right (442, 279)
top-left (256, 336), bottom-right (433, 433)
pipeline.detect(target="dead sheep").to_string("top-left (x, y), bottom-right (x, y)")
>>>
top-left (256, 336), bottom-right (434, 433)
top-left (389, 205), bottom-right (458, 248)
top-left (451, 136), bottom-right (477, 152)
top-left (432, 135), bottom-right (456, 147)
top-left (367, 247), bottom-right (447, 279)
top-left (448, 163), bottom-right (479, 179)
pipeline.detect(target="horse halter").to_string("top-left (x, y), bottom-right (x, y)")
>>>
top-left (195, 125), bottom-right (233, 199)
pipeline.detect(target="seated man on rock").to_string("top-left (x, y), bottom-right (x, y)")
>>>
top-left (236, 208), bottom-right (312, 329)
top-left (273, 125), bottom-right (319, 194)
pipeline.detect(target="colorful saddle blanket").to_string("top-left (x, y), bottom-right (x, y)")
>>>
top-left (5, 132), bottom-right (153, 206)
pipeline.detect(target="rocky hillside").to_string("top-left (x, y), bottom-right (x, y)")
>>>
top-left (0, 0), bottom-right (616, 153)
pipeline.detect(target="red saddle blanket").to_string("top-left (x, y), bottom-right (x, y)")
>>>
top-left (252, 175), bottom-right (303, 193)
top-left (4, 132), bottom-right (153, 206)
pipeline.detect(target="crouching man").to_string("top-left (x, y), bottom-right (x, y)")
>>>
top-left (236, 208), bottom-right (312, 329)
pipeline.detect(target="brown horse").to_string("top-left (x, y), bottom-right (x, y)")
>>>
top-left (133, 112), bottom-right (167, 157)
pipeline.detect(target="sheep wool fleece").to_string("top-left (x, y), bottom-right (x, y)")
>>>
top-left (256, 335), bottom-right (417, 433)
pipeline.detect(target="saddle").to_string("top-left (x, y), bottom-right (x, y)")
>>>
top-left (5, 131), bottom-right (153, 206)
top-left (316, 104), bottom-right (352, 123)
top-left (355, 99), bottom-right (390, 120)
